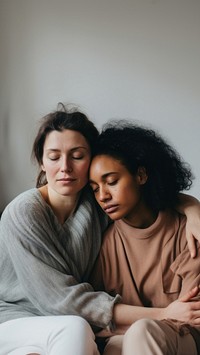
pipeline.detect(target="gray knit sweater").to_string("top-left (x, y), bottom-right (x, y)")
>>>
top-left (0, 188), bottom-right (119, 328)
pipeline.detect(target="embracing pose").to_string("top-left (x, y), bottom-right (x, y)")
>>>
top-left (0, 106), bottom-right (200, 355)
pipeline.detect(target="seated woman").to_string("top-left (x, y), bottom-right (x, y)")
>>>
top-left (89, 120), bottom-right (200, 355)
top-left (1, 105), bottom-right (200, 355)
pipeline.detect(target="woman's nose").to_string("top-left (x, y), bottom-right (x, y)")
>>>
top-left (99, 187), bottom-right (110, 202)
top-left (61, 158), bottom-right (73, 173)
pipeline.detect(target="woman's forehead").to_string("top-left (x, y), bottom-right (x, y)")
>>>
top-left (44, 129), bottom-right (90, 149)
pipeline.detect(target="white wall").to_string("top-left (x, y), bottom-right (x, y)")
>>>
top-left (0, 0), bottom-right (200, 211)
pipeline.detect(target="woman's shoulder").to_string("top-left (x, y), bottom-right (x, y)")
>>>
top-left (0, 188), bottom-right (52, 246)
top-left (1, 188), bottom-right (45, 221)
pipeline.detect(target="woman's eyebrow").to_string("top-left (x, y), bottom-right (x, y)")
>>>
top-left (46, 148), bottom-right (60, 152)
top-left (46, 146), bottom-right (88, 152)
top-left (70, 146), bottom-right (88, 151)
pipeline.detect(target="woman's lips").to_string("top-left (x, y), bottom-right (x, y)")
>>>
top-left (103, 204), bottom-right (119, 214)
top-left (57, 178), bottom-right (76, 183)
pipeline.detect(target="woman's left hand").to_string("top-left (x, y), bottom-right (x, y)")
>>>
top-left (176, 193), bottom-right (200, 258)
top-left (185, 207), bottom-right (200, 258)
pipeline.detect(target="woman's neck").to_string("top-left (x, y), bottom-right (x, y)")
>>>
top-left (39, 185), bottom-right (80, 224)
top-left (123, 203), bottom-right (158, 229)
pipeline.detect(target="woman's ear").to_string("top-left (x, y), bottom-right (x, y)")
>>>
top-left (137, 167), bottom-right (148, 185)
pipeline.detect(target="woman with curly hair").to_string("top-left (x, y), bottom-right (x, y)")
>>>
top-left (89, 120), bottom-right (200, 355)
top-left (1, 105), bottom-right (200, 355)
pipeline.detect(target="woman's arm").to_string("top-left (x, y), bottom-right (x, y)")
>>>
top-left (176, 193), bottom-right (200, 258)
top-left (113, 286), bottom-right (200, 327)
top-left (97, 286), bottom-right (200, 336)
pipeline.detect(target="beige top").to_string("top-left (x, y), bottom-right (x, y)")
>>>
top-left (91, 209), bottom-right (200, 341)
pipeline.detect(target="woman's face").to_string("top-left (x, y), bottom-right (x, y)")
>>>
top-left (89, 155), bottom-right (148, 224)
top-left (41, 129), bottom-right (91, 197)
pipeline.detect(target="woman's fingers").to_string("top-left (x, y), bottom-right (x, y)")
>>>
top-left (179, 286), bottom-right (199, 302)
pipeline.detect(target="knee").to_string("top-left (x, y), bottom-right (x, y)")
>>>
top-left (47, 315), bottom-right (92, 336)
top-left (48, 315), bottom-right (95, 347)
top-left (70, 316), bottom-right (92, 331)
top-left (65, 316), bottom-right (97, 352)
top-left (123, 319), bottom-right (169, 355)
top-left (46, 316), bottom-right (97, 354)
top-left (124, 318), bottom-right (157, 342)
top-left (62, 315), bottom-right (94, 339)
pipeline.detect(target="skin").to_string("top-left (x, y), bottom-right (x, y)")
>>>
top-left (39, 129), bottom-right (91, 224)
top-left (90, 155), bottom-right (156, 228)
top-left (89, 154), bottom-right (200, 333)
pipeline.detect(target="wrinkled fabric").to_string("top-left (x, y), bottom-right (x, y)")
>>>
top-left (91, 209), bottom-right (200, 345)
top-left (0, 187), bottom-right (120, 328)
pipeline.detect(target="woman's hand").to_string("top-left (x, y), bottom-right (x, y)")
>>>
top-left (163, 286), bottom-right (200, 325)
top-left (185, 211), bottom-right (200, 258)
top-left (176, 193), bottom-right (200, 258)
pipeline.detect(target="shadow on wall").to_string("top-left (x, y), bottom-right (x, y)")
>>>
top-left (0, 110), bottom-right (10, 214)
top-left (0, 168), bottom-right (6, 216)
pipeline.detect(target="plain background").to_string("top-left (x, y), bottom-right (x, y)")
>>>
top-left (0, 0), bottom-right (200, 211)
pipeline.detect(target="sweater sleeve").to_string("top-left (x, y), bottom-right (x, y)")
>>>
top-left (0, 192), bottom-right (120, 328)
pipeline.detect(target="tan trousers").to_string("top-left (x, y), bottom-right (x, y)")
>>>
top-left (103, 319), bottom-right (197, 355)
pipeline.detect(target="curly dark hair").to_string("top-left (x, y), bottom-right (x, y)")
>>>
top-left (32, 103), bottom-right (99, 187)
top-left (92, 120), bottom-right (194, 211)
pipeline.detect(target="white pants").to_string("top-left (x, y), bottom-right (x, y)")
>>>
top-left (103, 319), bottom-right (197, 355)
top-left (0, 315), bottom-right (99, 355)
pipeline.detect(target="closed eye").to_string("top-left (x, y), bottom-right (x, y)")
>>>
top-left (72, 156), bottom-right (84, 160)
top-left (108, 180), bottom-right (118, 186)
top-left (49, 156), bottom-right (60, 161)
top-left (90, 183), bottom-right (99, 194)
